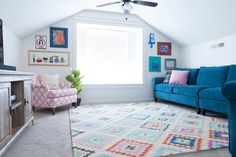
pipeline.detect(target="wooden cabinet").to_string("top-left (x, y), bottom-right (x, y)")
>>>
top-left (0, 83), bottom-right (11, 150)
top-left (0, 71), bottom-right (34, 156)
top-left (24, 81), bottom-right (33, 122)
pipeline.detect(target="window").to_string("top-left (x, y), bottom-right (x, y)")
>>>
top-left (76, 23), bottom-right (143, 85)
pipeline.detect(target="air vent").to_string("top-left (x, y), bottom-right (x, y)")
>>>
top-left (211, 42), bottom-right (224, 49)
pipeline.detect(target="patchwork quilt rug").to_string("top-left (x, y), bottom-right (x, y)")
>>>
top-left (69, 102), bottom-right (228, 157)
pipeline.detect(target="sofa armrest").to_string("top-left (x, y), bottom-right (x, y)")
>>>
top-left (152, 77), bottom-right (165, 88)
top-left (222, 81), bottom-right (236, 100)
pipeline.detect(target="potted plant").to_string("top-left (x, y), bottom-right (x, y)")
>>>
top-left (66, 69), bottom-right (83, 106)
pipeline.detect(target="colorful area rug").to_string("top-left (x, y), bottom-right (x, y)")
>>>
top-left (69, 102), bottom-right (228, 157)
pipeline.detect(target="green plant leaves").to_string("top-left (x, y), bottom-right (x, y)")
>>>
top-left (65, 69), bottom-right (83, 94)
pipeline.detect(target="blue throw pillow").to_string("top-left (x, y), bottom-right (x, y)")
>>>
top-left (196, 66), bottom-right (229, 87)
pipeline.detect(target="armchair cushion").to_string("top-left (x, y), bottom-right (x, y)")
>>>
top-left (48, 88), bottom-right (77, 98)
top-left (40, 74), bottom-right (59, 89)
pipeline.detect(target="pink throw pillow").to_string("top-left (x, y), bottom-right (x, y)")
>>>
top-left (169, 70), bottom-right (189, 85)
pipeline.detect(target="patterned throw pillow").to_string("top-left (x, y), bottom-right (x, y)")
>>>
top-left (163, 71), bottom-right (172, 84)
top-left (39, 74), bottom-right (59, 89)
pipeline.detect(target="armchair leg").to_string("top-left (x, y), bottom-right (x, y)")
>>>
top-left (32, 106), bottom-right (35, 111)
top-left (72, 102), bottom-right (77, 108)
top-left (51, 108), bottom-right (56, 115)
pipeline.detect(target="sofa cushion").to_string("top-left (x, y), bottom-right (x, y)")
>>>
top-left (177, 68), bottom-right (199, 85)
top-left (155, 84), bottom-right (176, 93)
top-left (199, 87), bottom-right (227, 102)
top-left (173, 85), bottom-right (207, 97)
top-left (227, 65), bottom-right (236, 81)
top-left (196, 66), bottom-right (229, 87)
top-left (48, 88), bottom-right (77, 98)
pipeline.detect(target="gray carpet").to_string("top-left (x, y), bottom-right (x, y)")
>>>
top-left (2, 104), bottom-right (232, 157)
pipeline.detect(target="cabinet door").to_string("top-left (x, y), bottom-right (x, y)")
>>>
top-left (0, 83), bottom-right (11, 149)
top-left (24, 80), bottom-right (33, 122)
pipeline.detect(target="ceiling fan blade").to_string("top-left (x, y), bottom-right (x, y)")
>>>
top-left (96, 1), bottom-right (122, 7)
top-left (131, 0), bottom-right (158, 7)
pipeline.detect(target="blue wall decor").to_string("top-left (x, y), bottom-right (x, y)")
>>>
top-left (149, 56), bottom-right (161, 72)
top-left (149, 33), bottom-right (155, 48)
top-left (50, 27), bottom-right (68, 48)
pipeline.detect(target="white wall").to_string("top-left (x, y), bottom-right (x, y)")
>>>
top-left (20, 10), bottom-right (181, 104)
top-left (179, 34), bottom-right (236, 68)
top-left (3, 26), bottom-right (21, 69)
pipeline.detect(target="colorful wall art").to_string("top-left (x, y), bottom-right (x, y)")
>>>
top-left (35, 35), bottom-right (47, 49)
top-left (149, 56), bottom-right (161, 72)
top-left (149, 33), bottom-right (155, 48)
top-left (28, 50), bottom-right (69, 66)
top-left (157, 42), bottom-right (172, 56)
top-left (165, 58), bottom-right (176, 70)
top-left (50, 27), bottom-right (68, 48)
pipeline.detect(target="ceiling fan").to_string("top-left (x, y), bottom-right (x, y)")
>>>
top-left (96, 0), bottom-right (158, 8)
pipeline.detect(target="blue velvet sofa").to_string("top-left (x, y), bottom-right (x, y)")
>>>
top-left (222, 66), bottom-right (236, 157)
top-left (152, 65), bottom-right (236, 115)
top-left (153, 65), bottom-right (236, 156)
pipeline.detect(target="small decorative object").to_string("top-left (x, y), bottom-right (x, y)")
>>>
top-left (35, 35), bottom-right (47, 49)
top-left (148, 33), bottom-right (155, 48)
top-left (28, 50), bottom-right (69, 66)
top-left (149, 56), bottom-right (161, 72)
top-left (66, 69), bottom-right (83, 105)
top-left (165, 59), bottom-right (176, 70)
top-left (158, 42), bottom-right (172, 55)
top-left (50, 27), bottom-right (68, 48)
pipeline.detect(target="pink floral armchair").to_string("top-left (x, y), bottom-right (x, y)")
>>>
top-left (32, 74), bottom-right (77, 115)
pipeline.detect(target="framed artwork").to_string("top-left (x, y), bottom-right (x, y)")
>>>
top-left (149, 56), bottom-right (161, 72)
top-left (50, 27), bottom-right (68, 48)
top-left (165, 58), bottom-right (176, 70)
top-left (35, 35), bottom-right (47, 49)
top-left (157, 42), bottom-right (172, 56)
top-left (28, 50), bottom-right (69, 66)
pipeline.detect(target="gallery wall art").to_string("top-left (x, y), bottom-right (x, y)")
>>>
top-left (148, 33), bottom-right (155, 48)
top-left (165, 59), bottom-right (176, 70)
top-left (28, 50), bottom-right (69, 66)
top-left (35, 35), bottom-right (47, 49)
top-left (157, 42), bottom-right (172, 56)
top-left (50, 27), bottom-right (68, 48)
top-left (149, 56), bottom-right (161, 72)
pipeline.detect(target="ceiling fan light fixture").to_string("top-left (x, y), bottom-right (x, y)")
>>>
top-left (124, 9), bottom-right (130, 15)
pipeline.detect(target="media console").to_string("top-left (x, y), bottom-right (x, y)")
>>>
top-left (0, 70), bottom-right (34, 156)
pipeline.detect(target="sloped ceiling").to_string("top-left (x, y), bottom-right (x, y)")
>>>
top-left (0, 0), bottom-right (236, 47)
